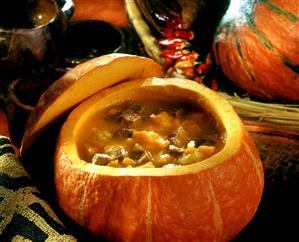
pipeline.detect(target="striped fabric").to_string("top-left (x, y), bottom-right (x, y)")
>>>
top-left (0, 135), bottom-right (77, 241)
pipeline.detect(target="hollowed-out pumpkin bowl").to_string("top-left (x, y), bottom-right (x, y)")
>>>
top-left (55, 79), bottom-right (264, 241)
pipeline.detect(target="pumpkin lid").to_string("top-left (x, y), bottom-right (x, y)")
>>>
top-left (21, 53), bottom-right (163, 153)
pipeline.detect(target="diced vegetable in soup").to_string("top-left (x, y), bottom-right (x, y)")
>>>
top-left (79, 99), bottom-right (222, 168)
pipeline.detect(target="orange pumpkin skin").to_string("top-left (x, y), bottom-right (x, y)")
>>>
top-left (54, 78), bottom-right (264, 242)
top-left (214, 0), bottom-right (299, 101)
top-left (0, 109), bottom-right (10, 137)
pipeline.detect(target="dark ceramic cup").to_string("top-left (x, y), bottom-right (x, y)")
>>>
top-left (61, 20), bottom-right (126, 68)
top-left (0, 0), bottom-right (74, 78)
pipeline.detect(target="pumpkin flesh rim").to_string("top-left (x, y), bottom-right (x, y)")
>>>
top-left (57, 77), bottom-right (244, 176)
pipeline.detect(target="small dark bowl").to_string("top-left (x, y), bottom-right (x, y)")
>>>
top-left (61, 20), bottom-right (125, 67)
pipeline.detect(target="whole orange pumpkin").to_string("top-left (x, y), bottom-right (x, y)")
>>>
top-left (213, 0), bottom-right (299, 101)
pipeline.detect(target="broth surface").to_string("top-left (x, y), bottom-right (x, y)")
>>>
top-left (79, 99), bottom-right (222, 168)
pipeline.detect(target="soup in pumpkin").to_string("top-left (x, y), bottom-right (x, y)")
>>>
top-left (78, 99), bottom-right (223, 168)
